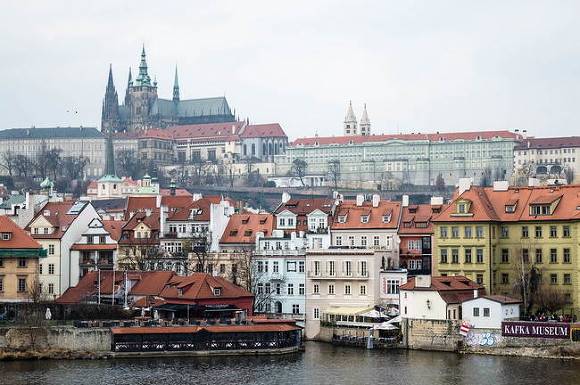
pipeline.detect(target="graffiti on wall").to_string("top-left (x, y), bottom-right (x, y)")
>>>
top-left (465, 331), bottom-right (502, 347)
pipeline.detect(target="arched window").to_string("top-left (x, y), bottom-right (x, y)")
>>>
top-left (269, 143), bottom-right (273, 155)
top-left (251, 143), bottom-right (256, 156)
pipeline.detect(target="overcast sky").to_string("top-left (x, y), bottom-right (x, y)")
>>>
top-left (1, 1), bottom-right (579, 139)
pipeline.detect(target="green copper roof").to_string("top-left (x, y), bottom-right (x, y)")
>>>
top-left (0, 127), bottom-right (102, 140)
top-left (135, 45), bottom-right (152, 87)
top-left (40, 177), bottom-right (54, 189)
top-left (98, 174), bottom-right (123, 183)
top-left (0, 194), bottom-right (25, 209)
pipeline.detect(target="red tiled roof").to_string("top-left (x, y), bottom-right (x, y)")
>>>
top-left (220, 213), bottom-right (274, 244)
top-left (0, 216), bottom-right (42, 249)
top-left (435, 185), bottom-right (580, 222)
top-left (463, 295), bottom-right (522, 305)
top-left (126, 196), bottom-right (157, 216)
top-left (331, 199), bottom-right (401, 230)
top-left (26, 201), bottom-right (79, 239)
top-left (70, 244), bottom-right (117, 251)
top-left (400, 275), bottom-right (484, 291)
top-left (167, 198), bottom-right (214, 222)
top-left (240, 123), bottom-right (287, 138)
top-left (292, 130), bottom-right (520, 146)
top-left (102, 220), bottom-right (125, 241)
top-left (398, 204), bottom-right (441, 235)
top-left (130, 271), bottom-right (176, 296)
top-left (515, 136), bottom-right (580, 150)
top-left (160, 273), bottom-right (253, 301)
top-left (123, 211), bottom-right (160, 232)
top-left (168, 121), bottom-right (245, 142)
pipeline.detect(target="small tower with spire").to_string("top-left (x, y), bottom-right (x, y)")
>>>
top-left (343, 100), bottom-right (358, 136)
top-left (359, 103), bottom-right (371, 136)
top-left (173, 66), bottom-right (180, 102)
top-left (126, 45), bottom-right (158, 131)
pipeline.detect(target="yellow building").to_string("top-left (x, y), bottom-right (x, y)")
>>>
top-left (433, 184), bottom-right (579, 317)
top-left (0, 216), bottom-right (47, 302)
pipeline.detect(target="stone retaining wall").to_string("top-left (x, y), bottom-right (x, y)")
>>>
top-left (0, 327), bottom-right (111, 352)
top-left (402, 318), bottom-right (462, 352)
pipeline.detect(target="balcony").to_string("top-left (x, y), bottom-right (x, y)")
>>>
top-left (163, 231), bottom-right (209, 240)
top-left (254, 249), bottom-right (304, 256)
top-left (269, 272), bottom-right (286, 281)
top-left (307, 270), bottom-right (369, 280)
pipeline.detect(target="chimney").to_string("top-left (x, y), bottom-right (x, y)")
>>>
top-left (160, 205), bottom-right (168, 235)
top-left (430, 196), bottom-right (444, 206)
top-left (402, 195), bottom-right (409, 207)
top-left (415, 275), bottom-right (432, 288)
top-left (356, 194), bottom-right (364, 207)
top-left (493, 181), bottom-right (509, 191)
top-left (282, 192), bottom-right (291, 204)
top-left (145, 209), bottom-right (152, 217)
top-left (473, 289), bottom-right (478, 299)
top-left (457, 177), bottom-right (473, 195)
top-left (155, 195), bottom-right (162, 208)
top-left (192, 193), bottom-right (203, 202)
top-left (372, 194), bottom-right (380, 208)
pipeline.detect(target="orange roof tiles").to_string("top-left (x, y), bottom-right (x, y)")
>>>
top-left (400, 275), bottom-right (484, 291)
top-left (27, 201), bottom-right (79, 239)
top-left (220, 213), bottom-right (274, 244)
top-left (515, 136), bottom-right (580, 151)
top-left (331, 199), bottom-right (401, 230)
top-left (399, 204), bottom-right (441, 235)
top-left (102, 220), bottom-right (125, 241)
top-left (435, 184), bottom-right (580, 223)
top-left (240, 123), bottom-right (287, 138)
top-left (0, 216), bottom-right (42, 249)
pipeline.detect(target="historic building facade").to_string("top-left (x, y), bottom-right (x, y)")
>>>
top-left (275, 130), bottom-right (522, 188)
top-left (101, 47), bottom-right (236, 133)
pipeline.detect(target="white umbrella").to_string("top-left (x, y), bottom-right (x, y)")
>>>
top-left (45, 308), bottom-right (52, 320)
top-left (374, 322), bottom-right (398, 330)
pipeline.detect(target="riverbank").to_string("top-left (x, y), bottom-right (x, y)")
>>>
top-left (0, 348), bottom-right (110, 361)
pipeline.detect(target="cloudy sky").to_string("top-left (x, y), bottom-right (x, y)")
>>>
top-left (1, 1), bottom-right (579, 139)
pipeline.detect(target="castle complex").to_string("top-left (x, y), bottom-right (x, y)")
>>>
top-left (101, 47), bottom-right (235, 133)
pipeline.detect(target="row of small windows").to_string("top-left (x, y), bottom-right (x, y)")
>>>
top-left (500, 248), bottom-right (571, 264)
top-left (440, 225), bottom-right (572, 239)
top-left (500, 272), bottom-right (572, 286)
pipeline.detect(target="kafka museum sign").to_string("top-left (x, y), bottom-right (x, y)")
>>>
top-left (501, 321), bottom-right (570, 339)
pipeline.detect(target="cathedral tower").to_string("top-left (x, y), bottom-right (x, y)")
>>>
top-left (101, 65), bottom-right (120, 133)
top-left (125, 46), bottom-right (158, 131)
top-left (343, 100), bottom-right (357, 135)
top-left (359, 103), bottom-right (371, 136)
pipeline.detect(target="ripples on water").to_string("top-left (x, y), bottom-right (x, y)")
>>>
top-left (1, 342), bottom-right (579, 385)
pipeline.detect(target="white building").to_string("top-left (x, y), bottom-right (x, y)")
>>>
top-left (399, 275), bottom-right (484, 321)
top-left (461, 295), bottom-right (521, 329)
top-left (27, 201), bottom-right (100, 297)
top-left (513, 136), bottom-right (580, 183)
top-left (379, 269), bottom-right (408, 306)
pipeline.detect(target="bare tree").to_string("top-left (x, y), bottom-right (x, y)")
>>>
top-left (62, 156), bottom-right (89, 180)
top-left (534, 284), bottom-right (569, 314)
top-left (14, 155), bottom-right (35, 178)
top-left (290, 158), bottom-right (308, 187)
top-left (0, 150), bottom-right (16, 177)
top-left (327, 159), bottom-right (341, 190)
top-left (510, 245), bottom-right (540, 315)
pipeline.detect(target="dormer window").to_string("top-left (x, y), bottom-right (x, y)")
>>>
top-left (43, 210), bottom-right (50, 216)
top-left (244, 230), bottom-right (252, 236)
top-left (178, 288), bottom-right (183, 297)
top-left (505, 204), bottom-right (516, 213)
top-left (457, 203), bottom-right (467, 214)
top-left (241, 217), bottom-right (250, 224)
top-left (1, 232), bottom-right (11, 241)
top-left (382, 214), bottom-right (391, 223)
top-left (213, 287), bottom-right (222, 296)
top-left (360, 215), bottom-right (369, 223)
top-left (530, 204), bottom-right (551, 216)
top-left (338, 215), bottom-right (347, 223)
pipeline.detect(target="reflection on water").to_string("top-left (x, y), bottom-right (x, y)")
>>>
top-left (1, 342), bottom-right (578, 385)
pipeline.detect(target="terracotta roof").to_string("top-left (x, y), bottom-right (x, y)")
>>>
top-left (292, 130), bottom-right (520, 146)
top-left (400, 276), bottom-right (484, 291)
top-left (515, 136), bottom-right (580, 150)
top-left (126, 196), bottom-right (157, 216)
top-left (102, 220), bottom-right (125, 241)
top-left (220, 213), bottom-right (274, 244)
top-left (331, 199), bottom-right (401, 230)
top-left (161, 195), bottom-right (193, 208)
top-left (275, 198), bottom-right (334, 216)
top-left (160, 273), bottom-right (253, 301)
top-left (57, 271), bottom-right (252, 305)
top-left (0, 216), bottom-right (42, 249)
top-left (398, 204), bottom-right (440, 235)
top-left (168, 121), bottom-right (245, 142)
top-left (27, 201), bottom-right (80, 239)
top-left (435, 185), bottom-right (580, 223)
top-left (240, 123), bottom-right (287, 138)
top-left (167, 198), bottom-right (213, 222)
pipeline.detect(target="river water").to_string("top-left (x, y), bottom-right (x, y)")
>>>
top-left (1, 342), bottom-right (578, 385)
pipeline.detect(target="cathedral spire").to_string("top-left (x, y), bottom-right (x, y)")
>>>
top-left (135, 45), bottom-right (151, 86)
top-left (359, 103), bottom-right (371, 136)
top-left (173, 66), bottom-right (180, 101)
top-left (106, 64), bottom-right (115, 92)
top-left (343, 100), bottom-right (358, 136)
top-left (101, 64), bottom-right (120, 133)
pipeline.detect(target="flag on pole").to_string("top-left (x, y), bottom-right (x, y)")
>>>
top-left (460, 321), bottom-right (471, 336)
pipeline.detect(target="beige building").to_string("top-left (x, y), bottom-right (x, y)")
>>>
top-left (305, 249), bottom-right (381, 339)
top-left (0, 216), bottom-right (47, 302)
